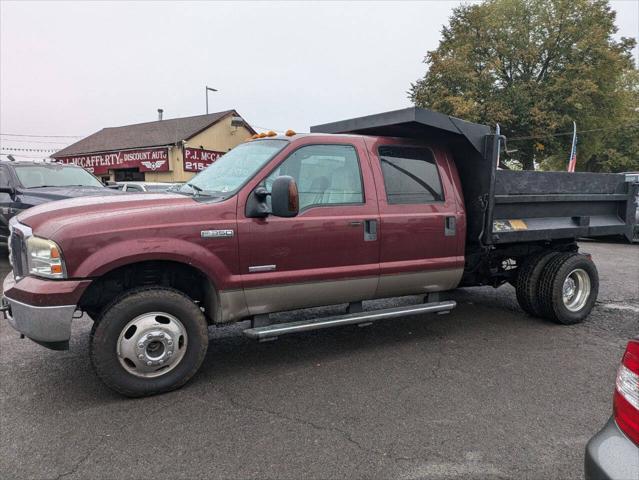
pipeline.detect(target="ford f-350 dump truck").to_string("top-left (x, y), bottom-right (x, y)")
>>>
top-left (2, 108), bottom-right (637, 397)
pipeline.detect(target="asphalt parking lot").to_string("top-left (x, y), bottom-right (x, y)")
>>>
top-left (0, 242), bottom-right (637, 480)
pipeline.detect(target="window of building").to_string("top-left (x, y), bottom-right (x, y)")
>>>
top-left (378, 146), bottom-right (444, 204)
top-left (114, 168), bottom-right (145, 182)
top-left (265, 144), bottom-right (363, 211)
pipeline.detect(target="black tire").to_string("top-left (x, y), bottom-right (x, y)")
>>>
top-left (515, 251), bottom-right (561, 317)
top-left (90, 287), bottom-right (209, 397)
top-left (538, 253), bottom-right (599, 324)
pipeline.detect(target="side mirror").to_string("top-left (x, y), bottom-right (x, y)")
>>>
top-left (271, 176), bottom-right (299, 218)
top-left (0, 186), bottom-right (15, 195)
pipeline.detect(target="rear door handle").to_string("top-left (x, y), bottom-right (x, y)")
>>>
top-left (364, 219), bottom-right (378, 241)
top-left (445, 216), bottom-right (456, 236)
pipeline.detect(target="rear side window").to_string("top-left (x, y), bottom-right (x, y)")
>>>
top-left (378, 146), bottom-right (444, 204)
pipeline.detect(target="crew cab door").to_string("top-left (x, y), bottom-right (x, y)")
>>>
top-left (237, 137), bottom-right (380, 315)
top-left (365, 139), bottom-right (465, 297)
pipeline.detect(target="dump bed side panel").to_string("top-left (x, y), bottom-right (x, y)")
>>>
top-left (488, 171), bottom-right (636, 244)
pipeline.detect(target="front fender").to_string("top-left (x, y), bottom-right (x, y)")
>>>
top-left (69, 237), bottom-right (240, 291)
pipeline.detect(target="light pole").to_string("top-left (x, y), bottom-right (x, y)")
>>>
top-left (205, 86), bottom-right (218, 114)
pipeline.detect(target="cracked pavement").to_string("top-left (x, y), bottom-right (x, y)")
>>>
top-left (1, 241), bottom-right (637, 479)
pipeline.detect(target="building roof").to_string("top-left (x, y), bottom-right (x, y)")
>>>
top-left (53, 110), bottom-right (255, 157)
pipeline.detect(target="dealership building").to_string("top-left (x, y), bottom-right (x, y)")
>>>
top-left (52, 110), bottom-right (256, 183)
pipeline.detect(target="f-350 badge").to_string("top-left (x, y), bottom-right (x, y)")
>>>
top-left (201, 229), bottom-right (234, 239)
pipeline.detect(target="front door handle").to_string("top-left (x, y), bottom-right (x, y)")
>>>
top-left (364, 219), bottom-right (378, 241)
top-left (348, 220), bottom-right (363, 227)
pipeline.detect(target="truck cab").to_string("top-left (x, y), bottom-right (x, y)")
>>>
top-left (235, 134), bottom-right (465, 316)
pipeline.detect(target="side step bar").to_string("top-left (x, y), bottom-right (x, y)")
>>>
top-left (243, 300), bottom-right (456, 341)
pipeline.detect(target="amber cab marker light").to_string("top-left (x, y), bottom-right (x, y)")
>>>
top-left (285, 129), bottom-right (296, 137)
top-left (267, 131), bottom-right (277, 137)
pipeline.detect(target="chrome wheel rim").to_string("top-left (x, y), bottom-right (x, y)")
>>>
top-left (117, 312), bottom-right (188, 378)
top-left (562, 268), bottom-right (591, 312)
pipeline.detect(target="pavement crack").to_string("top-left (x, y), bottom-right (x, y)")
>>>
top-left (214, 388), bottom-right (419, 464)
top-left (50, 436), bottom-right (106, 480)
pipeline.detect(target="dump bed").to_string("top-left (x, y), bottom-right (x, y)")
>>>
top-left (311, 107), bottom-right (637, 246)
top-left (490, 170), bottom-right (636, 244)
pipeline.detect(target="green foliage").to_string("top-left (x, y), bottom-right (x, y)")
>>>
top-left (409, 0), bottom-right (638, 172)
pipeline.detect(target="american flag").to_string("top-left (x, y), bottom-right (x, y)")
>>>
top-left (567, 122), bottom-right (577, 172)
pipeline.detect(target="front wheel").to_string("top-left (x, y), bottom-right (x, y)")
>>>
top-left (538, 253), bottom-right (599, 325)
top-left (90, 287), bottom-right (209, 397)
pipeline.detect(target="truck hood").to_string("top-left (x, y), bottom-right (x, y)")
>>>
top-left (16, 193), bottom-right (200, 239)
top-left (18, 186), bottom-right (121, 205)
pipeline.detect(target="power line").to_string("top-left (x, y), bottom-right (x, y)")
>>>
top-left (1, 153), bottom-right (50, 159)
top-left (508, 123), bottom-right (639, 141)
top-left (1, 147), bottom-right (59, 153)
top-left (0, 138), bottom-right (71, 145)
top-left (0, 132), bottom-right (83, 138)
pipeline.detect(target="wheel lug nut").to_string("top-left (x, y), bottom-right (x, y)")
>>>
top-left (146, 361), bottom-right (152, 366)
top-left (167, 341), bottom-right (173, 346)
top-left (158, 333), bottom-right (165, 339)
top-left (138, 343), bottom-right (144, 349)
top-left (138, 354), bottom-right (144, 359)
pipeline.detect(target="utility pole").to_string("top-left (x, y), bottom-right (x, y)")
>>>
top-left (205, 86), bottom-right (218, 114)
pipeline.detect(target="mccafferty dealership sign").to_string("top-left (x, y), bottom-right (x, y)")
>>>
top-left (56, 147), bottom-right (170, 174)
top-left (183, 147), bottom-right (223, 172)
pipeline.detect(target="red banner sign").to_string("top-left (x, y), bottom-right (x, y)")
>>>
top-left (184, 147), bottom-right (223, 172)
top-left (56, 147), bottom-right (170, 175)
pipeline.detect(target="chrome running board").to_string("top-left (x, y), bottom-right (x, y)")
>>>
top-left (243, 300), bottom-right (456, 341)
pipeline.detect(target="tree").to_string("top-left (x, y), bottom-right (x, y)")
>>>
top-left (409, 0), bottom-right (638, 171)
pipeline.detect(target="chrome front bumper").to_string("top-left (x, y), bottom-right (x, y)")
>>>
top-left (2, 294), bottom-right (76, 350)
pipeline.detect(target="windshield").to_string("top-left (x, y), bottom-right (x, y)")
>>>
top-left (14, 164), bottom-right (104, 188)
top-left (179, 139), bottom-right (288, 196)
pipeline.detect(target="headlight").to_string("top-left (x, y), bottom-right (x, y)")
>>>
top-left (26, 236), bottom-right (66, 279)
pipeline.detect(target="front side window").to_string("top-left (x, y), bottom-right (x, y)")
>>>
top-left (13, 164), bottom-right (104, 188)
top-left (180, 139), bottom-right (288, 196)
top-left (378, 146), bottom-right (444, 204)
top-left (264, 144), bottom-right (363, 211)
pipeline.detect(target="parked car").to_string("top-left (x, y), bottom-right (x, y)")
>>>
top-left (585, 337), bottom-right (639, 479)
top-left (0, 161), bottom-right (120, 243)
top-left (1, 107), bottom-right (637, 397)
top-left (626, 173), bottom-right (639, 243)
top-left (116, 181), bottom-right (179, 193)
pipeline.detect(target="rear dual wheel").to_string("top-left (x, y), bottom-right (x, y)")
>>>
top-left (515, 251), bottom-right (560, 317)
top-left (537, 253), bottom-right (599, 324)
top-left (515, 252), bottom-right (599, 324)
top-left (90, 287), bottom-right (209, 397)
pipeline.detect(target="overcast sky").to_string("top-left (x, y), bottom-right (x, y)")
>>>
top-left (1, 0), bottom-right (637, 157)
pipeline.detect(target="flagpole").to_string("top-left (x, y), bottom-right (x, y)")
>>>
top-left (567, 121), bottom-right (577, 172)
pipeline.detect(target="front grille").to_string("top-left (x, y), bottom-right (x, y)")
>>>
top-left (9, 229), bottom-right (26, 278)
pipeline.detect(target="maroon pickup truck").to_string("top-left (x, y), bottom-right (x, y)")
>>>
top-left (2, 108), bottom-right (636, 397)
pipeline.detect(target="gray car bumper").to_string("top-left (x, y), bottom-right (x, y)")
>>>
top-left (2, 295), bottom-right (76, 350)
top-left (585, 417), bottom-right (639, 480)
